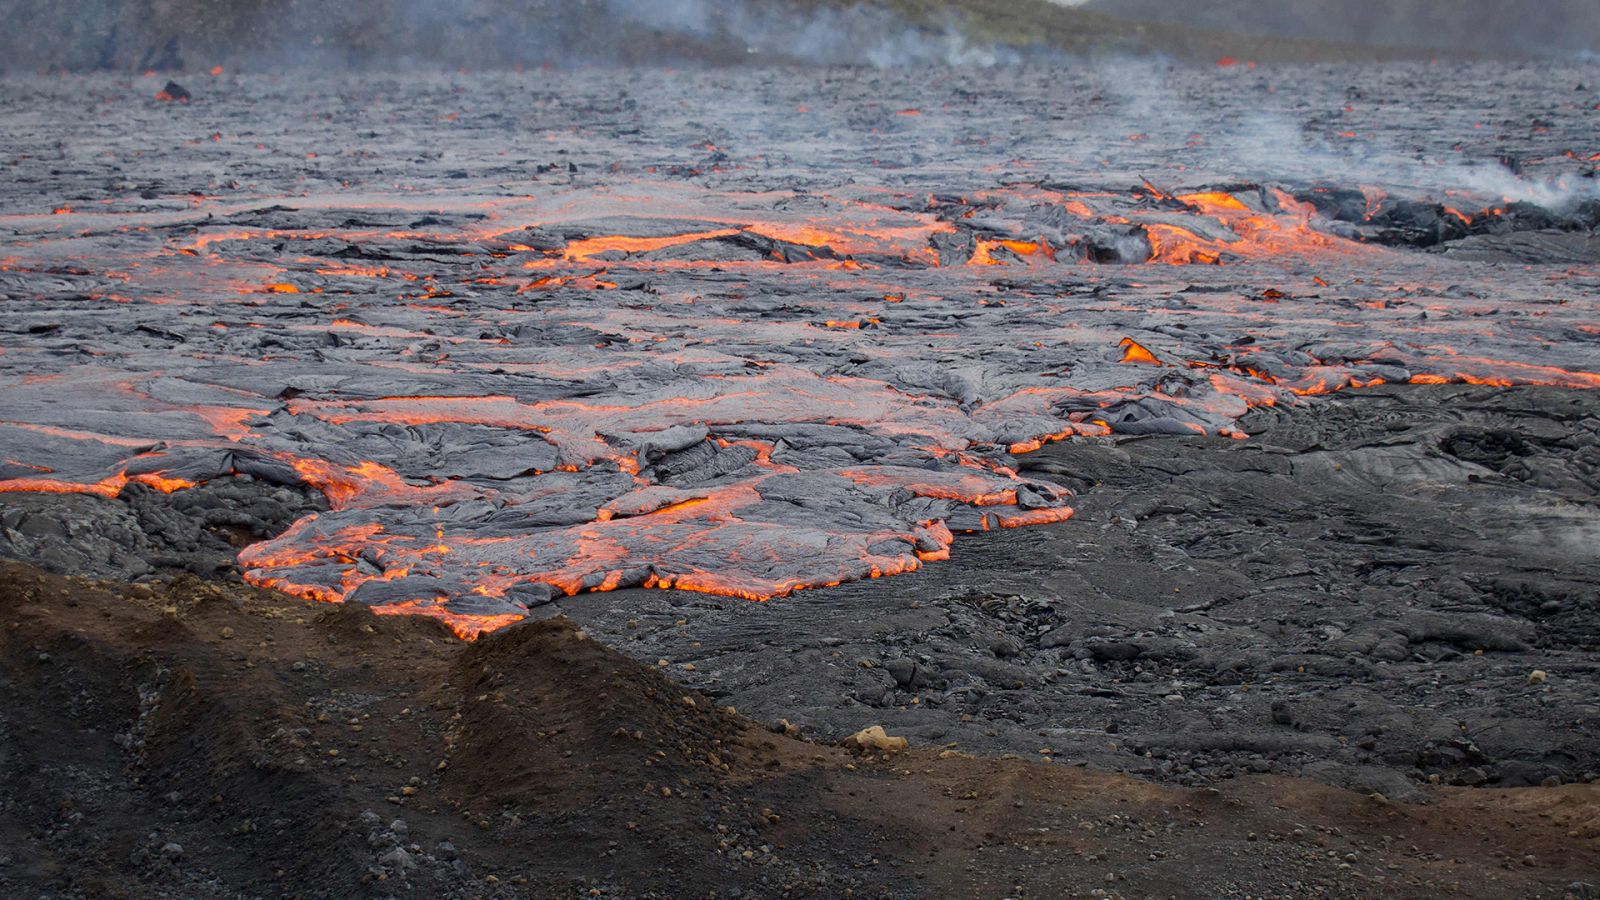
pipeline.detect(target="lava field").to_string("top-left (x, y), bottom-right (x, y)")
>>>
top-left (3, 62), bottom-right (1599, 638)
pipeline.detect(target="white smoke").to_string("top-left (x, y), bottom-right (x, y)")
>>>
top-left (1081, 58), bottom-right (1600, 208)
top-left (605, 0), bottom-right (1028, 68)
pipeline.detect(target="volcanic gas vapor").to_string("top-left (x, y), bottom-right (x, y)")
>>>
top-left (2, 66), bottom-right (1598, 637)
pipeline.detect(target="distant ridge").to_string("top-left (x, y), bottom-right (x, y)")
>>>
top-left (0, 0), bottom-right (1506, 72)
top-left (1085, 0), bottom-right (1600, 58)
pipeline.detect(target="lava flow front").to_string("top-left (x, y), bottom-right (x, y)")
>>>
top-left (2, 66), bottom-right (1599, 638)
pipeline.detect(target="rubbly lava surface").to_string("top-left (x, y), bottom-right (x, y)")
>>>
top-left (3, 63), bottom-right (1599, 636)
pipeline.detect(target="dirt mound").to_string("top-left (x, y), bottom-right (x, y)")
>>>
top-left (2, 561), bottom-right (1598, 897)
top-left (442, 619), bottom-right (750, 809)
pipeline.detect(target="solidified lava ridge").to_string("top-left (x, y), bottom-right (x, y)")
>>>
top-left (4, 167), bottom-right (1599, 637)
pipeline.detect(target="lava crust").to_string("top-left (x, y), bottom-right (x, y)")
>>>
top-left (2, 64), bottom-right (1599, 637)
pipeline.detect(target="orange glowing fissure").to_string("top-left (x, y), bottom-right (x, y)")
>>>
top-left (1118, 337), bottom-right (1162, 366)
top-left (1007, 429), bottom-right (1076, 455)
top-left (1142, 190), bottom-right (1346, 265)
top-left (0, 469), bottom-right (195, 498)
top-left (561, 229), bottom-right (742, 260)
top-left (370, 601), bottom-right (526, 641)
top-left (969, 239), bottom-right (1053, 266)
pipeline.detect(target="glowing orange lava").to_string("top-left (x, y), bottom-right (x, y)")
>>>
top-left (1119, 338), bottom-right (1162, 365)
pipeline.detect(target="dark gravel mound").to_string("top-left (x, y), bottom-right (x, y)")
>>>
top-left (2, 561), bottom-right (1598, 897)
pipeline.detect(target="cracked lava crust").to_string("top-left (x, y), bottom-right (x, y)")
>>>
top-left (4, 64), bottom-right (1600, 639)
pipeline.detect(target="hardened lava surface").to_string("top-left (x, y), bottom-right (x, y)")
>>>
top-left (2, 63), bottom-right (1599, 637)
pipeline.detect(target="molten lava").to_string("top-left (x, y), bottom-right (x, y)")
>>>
top-left (1119, 338), bottom-right (1162, 366)
top-left (3, 134), bottom-right (1597, 641)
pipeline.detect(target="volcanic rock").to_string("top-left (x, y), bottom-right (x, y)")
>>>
top-left (845, 725), bottom-right (909, 753)
top-left (155, 80), bottom-right (189, 102)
